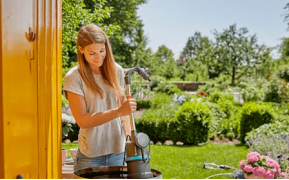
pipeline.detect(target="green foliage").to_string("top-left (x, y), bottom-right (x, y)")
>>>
top-left (179, 32), bottom-right (220, 79)
top-left (136, 93), bottom-right (181, 143)
top-left (136, 99), bottom-right (151, 110)
top-left (276, 65), bottom-right (289, 82)
top-left (214, 24), bottom-right (271, 85)
top-left (239, 102), bottom-right (275, 143)
top-left (175, 101), bottom-right (212, 145)
top-left (197, 74), bottom-right (231, 95)
top-left (207, 91), bottom-right (234, 103)
top-left (204, 97), bottom-right (240, 139)
top-left (149, 75), bottom-right (166, 90)
top-left (167, 86), bottom-right (183, 95)
top-left (241, 84), bottom-right (265, 103)
top-left (62, 94), bottom-right (69, 106)
top-left (63, 123), bottom-right (79, 142)
top-left (152, 81), bottom-right (180, 95)
top-left (150, 45), bottom-right (179, 79)
top-left (150, 93), bottom-right (177, 111)
top-left (264, 77), bottom-right (289, 104)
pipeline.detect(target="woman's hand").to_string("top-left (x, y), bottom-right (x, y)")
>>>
top-left (117, 98), bottom-right (137, 116)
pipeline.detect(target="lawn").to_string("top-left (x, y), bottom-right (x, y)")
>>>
top-left (62, 142), bottom-right (249, 179)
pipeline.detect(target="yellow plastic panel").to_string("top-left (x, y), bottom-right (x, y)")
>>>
top-left (1, 0), bottom-right (38, 178)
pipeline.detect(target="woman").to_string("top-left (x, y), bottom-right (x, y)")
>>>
top-left (63, 24), bottom-right (136, 171)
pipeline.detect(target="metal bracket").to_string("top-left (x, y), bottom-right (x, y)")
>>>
top-left (25, 27), bottom-right (36, 42)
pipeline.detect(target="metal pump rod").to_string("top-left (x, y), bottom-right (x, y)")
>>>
top-left (124, 67), bottom-right (151, 142)
top-left (124, 67), bottom-right (153, 179)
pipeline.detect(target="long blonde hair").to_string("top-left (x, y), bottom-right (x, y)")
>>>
top-left (77, 24), bottom-right (123, 99)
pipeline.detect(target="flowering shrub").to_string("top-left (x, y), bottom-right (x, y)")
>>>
top-left (240, 152), bottom-right (281, 179)
top-left (264, 78), bottom-right (289, 104)
top-left (245, 119), bottom-right (289, 171)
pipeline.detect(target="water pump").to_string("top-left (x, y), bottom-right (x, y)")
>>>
top-left (124, 67), bottom-right (153, 179)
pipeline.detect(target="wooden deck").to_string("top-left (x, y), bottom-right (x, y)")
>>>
top-left (62, 161), bottom-right (74, 179)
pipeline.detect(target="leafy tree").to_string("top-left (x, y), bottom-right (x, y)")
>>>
top-left (151, 45), bottom-right (179, 79)
top-left (62, 0), bottom-right (118, 76)
top-left (213, 24), bottom-right (271, 85)
top-left (284, 2), bottom-right (289, 30)
top-left (180, 32), bottom-right (221, 79)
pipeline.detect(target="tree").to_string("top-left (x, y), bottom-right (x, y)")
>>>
top-left (151, 45), bottom-right (179, 79)
top-left (62, 0), bottom-right (117, 76)
top-left (180, 32), bottom-right (220, 79)
top-left (284, 2), bottom-right (289, 30)
top-left (213, 24), bottom-right (271, 85)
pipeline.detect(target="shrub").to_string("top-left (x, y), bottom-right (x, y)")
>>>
top-left (149, 75), bottom-right (166, 90)
top-left (153, 81), bottom-right (180, 95)
top-left (264, 78), bottom-right (289, 104)
top-left (226, 132), bottom-right (235, 141)
top-left (167, 86), bottom-right (183, 95)
top-left (245, 118), bottom-right (289, 171)
top-left (136, 99), bottom-right (151, 110)
top-left (276, 65), bottom-right (289, 82)
top-left (136, 118), bottom-right (174, 144)
top-left (204, 100), bottom-right (240, 139)
top-left (241, 85), bottom-right (265, 102)
top-left (136, 94), bottom-right (181, 143)
top-left (175, 101), bottom-right (212, 145)
top-left (150, 93), bottom-right (173, 109)
top-left (197, 74), bottom-right (230, 94)
top-left (239, 102), bottom-right (275, 143)
top-left (207, 91), bottom-right (234, 103)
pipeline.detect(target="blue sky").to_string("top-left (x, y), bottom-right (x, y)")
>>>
top-left (137, 0), bottom-right (289, 59)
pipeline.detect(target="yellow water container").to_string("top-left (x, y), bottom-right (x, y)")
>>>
top-left (0, 0), bottom-right (62, 178)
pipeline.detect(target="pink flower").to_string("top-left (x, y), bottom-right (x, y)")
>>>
top-left (252, 167), bottom-right (265, 177)
top-left (277, 167), bottom-right (281, 175)
top-left (247, 152), bottom-right (260, 163)
top-left (281, 172), bottom-right (288, 179)
top-left (239, 160), bottom-right (245, 171)
top-left (244, 164), bottom-right (253, 172)
top-left (266, 158), bottom-right (280, 176)
top-left (264, 169), bottom-right (274, 179)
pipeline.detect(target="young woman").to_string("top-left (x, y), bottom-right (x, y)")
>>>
top-left (63, 24), bottom-right (136, 171)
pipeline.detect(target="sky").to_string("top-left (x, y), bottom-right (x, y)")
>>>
top-left (137, 0), bottom-right (289, 59)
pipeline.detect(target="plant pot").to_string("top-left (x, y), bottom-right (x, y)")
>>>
top-left (244, 172), bottom-right (265, 179)
top-left (69, 148), bottom-right (78, 162)
top-left (62, 149), bottom-right (67, 166)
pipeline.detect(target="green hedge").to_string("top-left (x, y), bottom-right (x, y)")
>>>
top-left (239, 102), bottom-right (275, 143)
top-left (136, 99), bottom-right (151, 110)
top-left (136, 118), bottom-right (176, 144)
top-left (175, 101), bottom-right (212, 145)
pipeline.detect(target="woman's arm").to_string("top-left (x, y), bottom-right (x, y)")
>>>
top-left (67, 91), bottom-right (136, 129)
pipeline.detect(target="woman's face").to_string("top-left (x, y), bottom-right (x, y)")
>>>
top-left (79, 43), bottom-right (106, 69)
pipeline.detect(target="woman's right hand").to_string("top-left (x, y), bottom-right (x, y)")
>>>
top-left (118, 98), bottom-right (137, 116)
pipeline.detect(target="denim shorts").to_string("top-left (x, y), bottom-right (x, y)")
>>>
top-left (74, 149), bottom-right (125, 172)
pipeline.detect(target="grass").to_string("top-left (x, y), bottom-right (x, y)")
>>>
top-left (62, 142), bottom-right (78, 158)
top-left (62, 142), bottom-right (249, 179)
